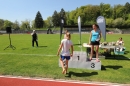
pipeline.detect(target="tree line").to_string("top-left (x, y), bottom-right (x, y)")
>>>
top-left (0, 2), bottom-right (130, 30)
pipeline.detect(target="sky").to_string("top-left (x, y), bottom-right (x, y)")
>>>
top-left (0, 0), bottom-right (130, 23)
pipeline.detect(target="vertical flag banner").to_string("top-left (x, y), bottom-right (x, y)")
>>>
top-left (96, 16), bottom-right (106, 41)
top-left (60, 19), bottom-right (64, 43)
top-left (78, 16), bottom-right (81, 44)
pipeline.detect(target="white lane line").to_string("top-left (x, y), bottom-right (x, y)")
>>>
top-left (0, 53), bottom-right (56, 56)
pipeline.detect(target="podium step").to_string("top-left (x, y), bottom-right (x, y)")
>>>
top-left (59, 59), bottom-right (101, 70)
top-left (59, 51), bottom-right (101, 70)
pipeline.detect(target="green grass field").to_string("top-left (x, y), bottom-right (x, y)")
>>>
top-left (0, 33), bottom-right (130, 84)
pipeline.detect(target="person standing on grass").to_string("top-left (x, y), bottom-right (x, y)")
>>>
top-left (57, 32), bottom-right (73, 74)
top-left (89, 24), bottom-right (101, 62)
top-left (31, 30), bottom-right (38, 47)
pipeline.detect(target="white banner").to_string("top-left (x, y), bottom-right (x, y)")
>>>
top-left (78, 16), bottom-right (81, 44)
top-left (96, 16), bottom-right (106, 41)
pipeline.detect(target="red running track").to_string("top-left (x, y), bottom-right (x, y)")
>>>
top-left (0, 76), bottom-right (106, 86)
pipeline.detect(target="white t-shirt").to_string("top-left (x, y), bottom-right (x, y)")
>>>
top-left (60, 39), bottom-right (73, 56)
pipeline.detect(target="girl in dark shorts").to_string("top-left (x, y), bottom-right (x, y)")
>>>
top-left (89, 24), bottom-right (101, 62)
top-left (91, 41), bottom-right (100, 45)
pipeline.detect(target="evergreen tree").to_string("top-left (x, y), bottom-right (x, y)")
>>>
top-left (0, 19), bottom-right (4, 30)
top-left (52, 10), bottom-right (60, 26)
top-left (124, 2), bottom-right (130, 20)
top-left (34, 11), bottom-right (43, 28)
top-left (124, 2), bottom-right (130, 14)
top-left (60, 8), bottom-right (66, 25)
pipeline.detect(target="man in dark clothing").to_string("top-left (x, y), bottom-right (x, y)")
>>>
top-left (31, 30), bottom-right (38, 47)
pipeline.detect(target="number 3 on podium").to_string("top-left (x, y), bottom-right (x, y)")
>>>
top-left (91, 63), bottom-right (95, 68)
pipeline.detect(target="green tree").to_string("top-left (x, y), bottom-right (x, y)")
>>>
top-left (76, 6), bottom-right (86, 25)
top-left (60, 8), bottom-right (66, 25)
top-left (83, 5), bottom-right (100, 24)
top-left (114, 5), bottom-right (125, 19)
top-left (52, 10), bottom-right (60, 26)
top-left (100, 3), bottom-right (112, 18)
top-left (112, 18), bottom-right (124, 28)
top-left (65, 11), bottom-right (70, 25)
top-left (47, 16), bottom-right (53, 27)
top-left (112, 6), bottom-right (117, 19)
top-left (20, 20), bottom-right (31, 30)
top-left (127, 14), bottom-right (130, 20)
top-left (123, 19), bottom-right (130, 28)
top-left (3, 20), bottom-right (13, 29)
top-left (34, 11), bottom-right (43, 28)
top-left (73, 7), bottom-right (79, 24)
top-left (44, 16), bottom-right (53, 28)
top-left (0, 19), bottom-right (4, 30)
top-left (124, 2), bottom-right (130, 14)
top-left (31, 20), bottom-right (35, 29)
top-left (12, 20), bottom-right (20, 30)
top-left (69, 10), bottom-right (77, 25)
top-left (106, 18), bottom-right (113, 27)
top-left (124, 2), bottom-right (130, 20)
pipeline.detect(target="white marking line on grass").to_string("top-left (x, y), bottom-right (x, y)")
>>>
top-left (0, 53), bottom-right (56, 57)
top-left (0, 75), bottom-right (108, 86)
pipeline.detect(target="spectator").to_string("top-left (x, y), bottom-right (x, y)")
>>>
top-left (31, 30), bottom-right (38, 47)
top-left (116, 37), bottom-right (124, 46)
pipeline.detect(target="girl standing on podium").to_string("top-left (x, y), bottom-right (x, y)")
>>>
top-left (89, 24), bottom-right (101, 62)
top-left (57, 32), bottom-right (73, 74)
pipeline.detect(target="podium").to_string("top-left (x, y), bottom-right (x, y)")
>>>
top-left (59, 51), bottom-right (101, 70)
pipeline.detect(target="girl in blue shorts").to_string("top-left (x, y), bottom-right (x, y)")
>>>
top-left (57, 32), bottom-right (73, 74)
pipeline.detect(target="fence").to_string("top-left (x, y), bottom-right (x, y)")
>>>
top-left (1, 28), bottom-right (130, 34)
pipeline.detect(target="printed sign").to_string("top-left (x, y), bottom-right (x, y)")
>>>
top-left (97, 16), bottom-right (106, 41)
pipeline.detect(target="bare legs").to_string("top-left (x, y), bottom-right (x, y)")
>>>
top-left (90, 45), bottom-right (100, 62)
top-left (95, 45), bottom-right (100, 62)
top-left (60, 58), bottom-right (66, 74)
top-left (90, 45), bottom-right (94, 60)
top-left (60, 59), bottom-right (69, 74)
top-left (65, 60), bottom-right (68, 73)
